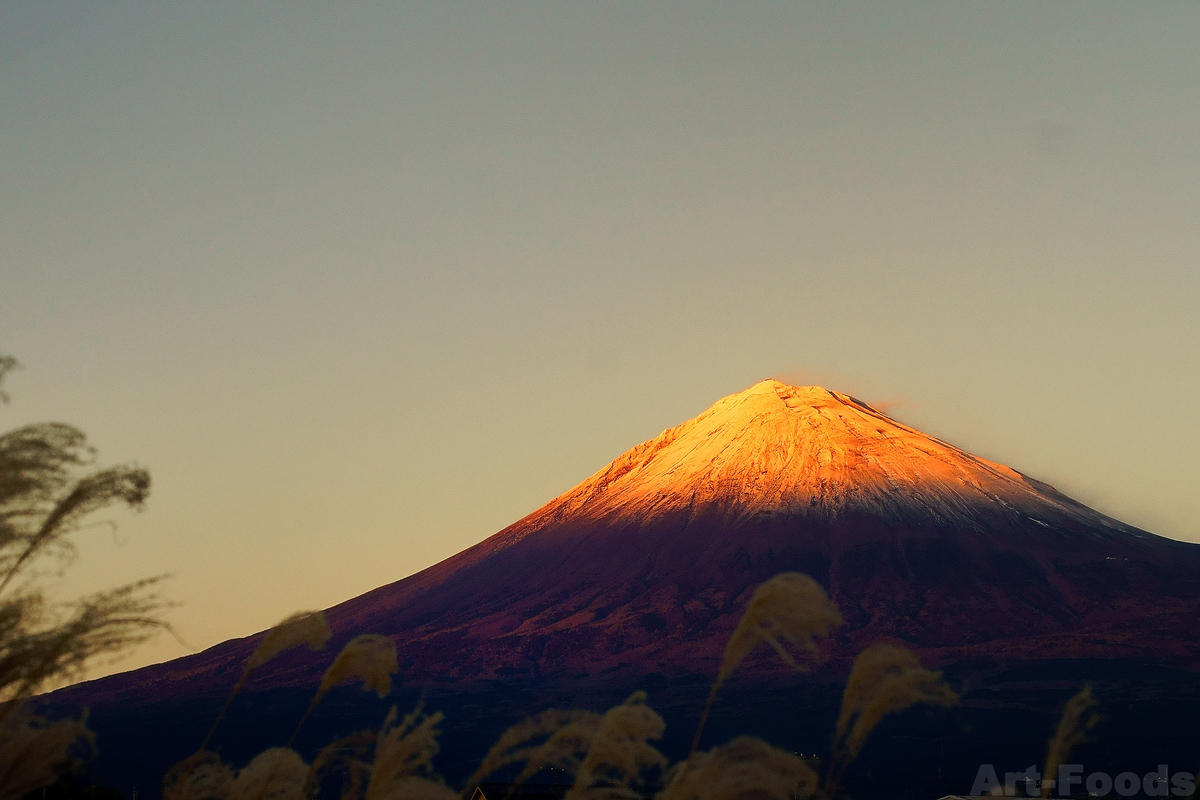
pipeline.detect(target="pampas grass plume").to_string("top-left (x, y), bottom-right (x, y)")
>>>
top-left (508, 711), bottom-right (600, 790)
top-left (686, 573), bottom-right (842, 763)
top-left (1042, 687), bottom-right (1098, 798)
top-left (283, 634), bottom-right (399, 754)
top-left (306, 729), bottom-right (377, 800)
top-left (163, 751), bottom-right (234, 800)
top-left (228, 748), bottom-right (308, 800)
top-left (566, 691), bottom-right (667, 800)
top-left (199, 611), bottom-right (332, 753)
top-left (364, 704), bottom-right (452, 800)
top-left (659, 736), bottom-right (819, 800)
top-left (493, 693), bottom-right (667, 798)
top-left (719, 573), bottom-right (843, 684)
top-left (457, 709), bottom-right (600, 799)
top-left (320, 635), bottom-right (399, 700)
top-left (246, 612), bottom-right (332, 675)
top-left (827, 643), bottom-right (957, 795)
top-left (0, 709), bottom-right (95, 800)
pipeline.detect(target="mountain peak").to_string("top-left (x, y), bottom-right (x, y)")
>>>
top-left (724, 378), bottom-right (834, 400)
top-left (532, 380), bottom-right (1116, 530)
top-left (738, 378), bottom-right (828, 394)
top-left (717, 379), bottom-right (880, 417)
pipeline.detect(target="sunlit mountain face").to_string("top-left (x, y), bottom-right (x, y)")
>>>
top-left (321, 379), bottom-right (1200, 680)
top-left (54, 381), bottom-right (1200, 794)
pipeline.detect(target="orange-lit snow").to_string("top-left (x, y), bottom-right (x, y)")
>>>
top-left (535, 380), bottom-right (1112, 528)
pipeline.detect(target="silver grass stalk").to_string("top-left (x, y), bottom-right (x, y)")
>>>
top-left (1042, 687), bottom-right (1098, 799)
top-left (457, 709), bottom-right (600, 800)
top-left (231, 748), bottom-right (309, 800)
top-left (687, 573), bottom-right (842, 764)
top-left (506, 712), bottom-right (601, 792)
top-left (364, 703), bottom-right (454, 800)
top-left (566, 692), bottom-right (668, 800)
top-left (826, 643), bottom-right (958, 797)
top-left (163, 751), bottom-right (234, 800)
top-left (305, 729), bottom-right (377, 800)
top-left (199, 611), bottom-right (332, 752)
top-left (318, 634), bottom-right (398, 701)
top-left (287, 634), bottom-right (399, 752)
top-left (0, 708), bottom-right (95, 800)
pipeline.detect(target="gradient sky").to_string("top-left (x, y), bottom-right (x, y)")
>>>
top-left (2, 2), bottom-right (1198, 681)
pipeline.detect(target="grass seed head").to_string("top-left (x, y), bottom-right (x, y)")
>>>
top-left (320, 635), bottom-right (398, 699)
top-left (660, 736), bottom-right (819, 800)
top-left (229, 748), bottom-right (308, 800)
top-left (685, 573), bottom-right (843, 765)
top-left (720, 573), bottom-right (843, 683)
top-left (509, 714), bottom-right (601, 790)
top-left (567, 692), bottom-right (668, 800)
top-left (306, 729), bottom-right (377, 800)
top-left (458, 709), bottom-right (600, 799)
top-left (163, 752), bottom-right (234, 800)
top-left (245, 612), bottom-right (332, 676)
top-left (828, 643), bottom-right (957, 793)
top-left (365, 704), bottom-right (448, 800)
top-left (1042, 687), bottom-right (1099, 798)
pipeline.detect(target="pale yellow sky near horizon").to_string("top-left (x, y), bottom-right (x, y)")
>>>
top-left (2, 2), bottom-right (1198, 683)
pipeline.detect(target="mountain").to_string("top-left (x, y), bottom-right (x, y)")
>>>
top-left (51, 380), bottom-right (1200, 791)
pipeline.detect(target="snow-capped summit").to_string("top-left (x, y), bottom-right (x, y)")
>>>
top-left (530, 379), bottom-right (1123, 532)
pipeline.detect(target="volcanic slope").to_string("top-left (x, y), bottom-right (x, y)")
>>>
top-left (67, 380), bottom-right (1200, 705)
